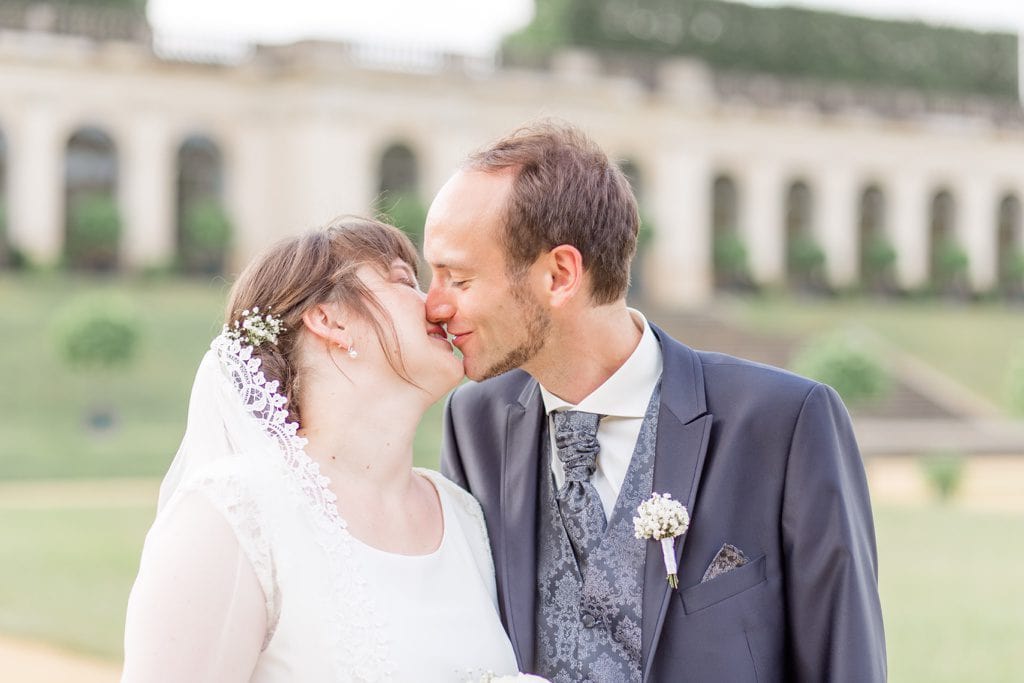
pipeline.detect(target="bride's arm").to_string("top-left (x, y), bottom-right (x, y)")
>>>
top-left (122, 492), bottom-right (267, 683)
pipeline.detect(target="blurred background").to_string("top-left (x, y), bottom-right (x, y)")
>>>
top-left (1, 0), bottom-right (1023, 680)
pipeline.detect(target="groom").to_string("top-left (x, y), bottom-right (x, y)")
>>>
top-left (425, 121), bottom-right (886, 682)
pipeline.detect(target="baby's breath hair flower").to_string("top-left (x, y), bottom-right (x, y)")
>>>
top-left (634, 492), bottom-right (690, 589)
top-left (224, 306), bottom-right (286, 348)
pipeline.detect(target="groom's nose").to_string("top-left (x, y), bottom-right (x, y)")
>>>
top-left (425, 284), bottom-right (455, 323)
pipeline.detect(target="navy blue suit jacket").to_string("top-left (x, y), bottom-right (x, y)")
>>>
top-left (441, 324), bottom-right (886, 682)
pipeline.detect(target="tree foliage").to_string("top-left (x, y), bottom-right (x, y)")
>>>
top-left (791, 330), bottom-right (889, 407)
top-left (66, 193), bottom-right (121, 271)
top-left (505, 0), bottom-right (1018, 100)
top-left (54, 296), bottom-right (141, 372)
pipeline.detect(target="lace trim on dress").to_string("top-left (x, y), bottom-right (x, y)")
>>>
top-left (211, 333), bottom-right (394, 680)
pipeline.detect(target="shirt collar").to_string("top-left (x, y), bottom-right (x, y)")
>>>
top-left (539, 309), bottom-right (663, 419)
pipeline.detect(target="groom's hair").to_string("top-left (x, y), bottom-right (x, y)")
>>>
top-left (463, 119), bottom-right (640, 304)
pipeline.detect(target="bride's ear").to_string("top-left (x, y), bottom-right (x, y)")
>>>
top-left (301, 303), bottom-right (351, 350)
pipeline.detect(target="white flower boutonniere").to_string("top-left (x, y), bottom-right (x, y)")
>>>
top-left (633, 492), bottom-right (690, 589)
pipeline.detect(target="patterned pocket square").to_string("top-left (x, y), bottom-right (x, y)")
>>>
top-left (701, 543), bottom-right (749, 583)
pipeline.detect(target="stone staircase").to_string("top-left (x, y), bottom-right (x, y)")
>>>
top-left (639, 304), bottom-right (1024, 455)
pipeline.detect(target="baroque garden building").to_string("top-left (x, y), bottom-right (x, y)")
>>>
top-left (1, 1), bottom-right (1023, 307)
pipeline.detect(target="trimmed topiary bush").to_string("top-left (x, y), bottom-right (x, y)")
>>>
top-left (791, 330), bottom-right (889, 407)
top-left (53, 294), bottom-right (142, 431)
top-left (54, 295), bottom-right (141, 371)
top-left (713, 231), bottom-right (749, 287)
top-left (66, 193), bottom-right (121, 271)
top-left (181, 198), bottom-right (232, 274)
top-left (919, 450), bottom-right (966, 503)
top-left (863, 235), bottom-right (897, 292)
top-left (933, 239), bottom-right (969, 296)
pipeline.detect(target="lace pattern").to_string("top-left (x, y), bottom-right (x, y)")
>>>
top-left (211, 332), bottom-right (394, 680)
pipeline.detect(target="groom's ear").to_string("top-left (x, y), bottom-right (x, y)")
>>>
top-left (543, 244), bottom-right (585, 308)
top-left (301, 303), bottom-right (352, 349)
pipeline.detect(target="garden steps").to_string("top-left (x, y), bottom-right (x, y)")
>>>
top-left (642, 305), bottom-right (1024, 456)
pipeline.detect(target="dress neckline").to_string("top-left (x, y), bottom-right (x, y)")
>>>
top-left (347, 468), bottom-right (449, 560)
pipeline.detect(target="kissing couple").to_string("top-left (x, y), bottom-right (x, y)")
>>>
top-left (122, 120), bottom-right (886, 682)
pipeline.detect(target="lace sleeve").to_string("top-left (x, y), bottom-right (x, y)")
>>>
top-left (122, 491), bottom-right (268, 683)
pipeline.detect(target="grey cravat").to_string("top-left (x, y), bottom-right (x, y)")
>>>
top-left (552, 410), bottom-right (607, 568)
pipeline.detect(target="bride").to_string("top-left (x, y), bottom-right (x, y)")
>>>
top-left (122, 217), bottom-right (520, 681)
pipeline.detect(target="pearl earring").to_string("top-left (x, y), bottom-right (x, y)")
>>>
top-left (347, 345), bottom-right (358, 359)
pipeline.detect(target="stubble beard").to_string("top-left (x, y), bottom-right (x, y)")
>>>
top-left (478, 280), bottom-right (551, 381)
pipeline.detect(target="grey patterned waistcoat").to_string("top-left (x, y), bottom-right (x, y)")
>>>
top-left (534, 386), bottom-right (661, 683)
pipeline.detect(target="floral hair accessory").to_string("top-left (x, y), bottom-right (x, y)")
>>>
top-left (634, 492), bottom-right (690, 589)
top-left (224, 306), bottom-right (286, 348)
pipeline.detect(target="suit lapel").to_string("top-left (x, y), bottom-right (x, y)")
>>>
top-left (641, 327), bottom-right (713, 681)
top-left (501, 378), bottom-right (545, 671)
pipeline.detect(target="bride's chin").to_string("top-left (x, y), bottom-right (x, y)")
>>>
top-left (414, 357), bottom-right (464, 399)
top-left (440, 357), bottom-right (465, 390)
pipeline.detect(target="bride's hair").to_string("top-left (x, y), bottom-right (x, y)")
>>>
top-left (225, 216), bottom-right (420, 424)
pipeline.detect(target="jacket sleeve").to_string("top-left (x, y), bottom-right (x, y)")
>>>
top-left (781, 383), bottom-right (887, 682)
top-left (440, 388), bottom-right (470, 492)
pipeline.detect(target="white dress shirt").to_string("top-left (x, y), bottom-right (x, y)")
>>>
top-left (539, 310), bottom-right (664, 519)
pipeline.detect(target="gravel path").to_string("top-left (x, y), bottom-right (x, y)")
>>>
top-left (0, 635), bottom-right (120, 683)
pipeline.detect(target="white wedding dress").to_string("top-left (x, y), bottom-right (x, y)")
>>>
top-left (122, 334), bottom-right (518, 682)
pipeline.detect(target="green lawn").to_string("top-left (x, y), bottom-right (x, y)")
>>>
top-left (0, 274), bottom-right (445, 480)
top-left (725, 294), bottom-right (1024, 412)
top-left (876, 505), bottom-right (1024, 682)
top-left (0, 495), bottom-right (1020, 681)
top-left (0, 503), bottom-right (154, 659)
top-left (3, 275), bottom-right (1023, 678)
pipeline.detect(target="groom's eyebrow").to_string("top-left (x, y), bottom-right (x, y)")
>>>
top-left (431, 257), bottom-right (467, 271)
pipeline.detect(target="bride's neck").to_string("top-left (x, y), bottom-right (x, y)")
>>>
top-left (296, 377), bottom-right (426, 495)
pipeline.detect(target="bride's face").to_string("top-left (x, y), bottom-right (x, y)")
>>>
top-left (353, 259), bottom-right (463, 397)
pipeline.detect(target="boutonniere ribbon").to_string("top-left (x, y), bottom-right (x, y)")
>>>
top-left (633, 492), bottom-right (690, 588)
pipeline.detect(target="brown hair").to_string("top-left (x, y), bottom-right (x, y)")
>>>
top-left (225, 216), bottom-right (419, 424)
top-left (463, 119), bottom-right (639, 304)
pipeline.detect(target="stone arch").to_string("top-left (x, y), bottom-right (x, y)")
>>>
top-left (64, 126), bottom-right (119, 270)
top-left (176, 134), bottom-right (228, 273)
top-left (784, 179), bottom-right (823, 288)
top-left (858, 183), bottom-right (893, 289)
top-left (996, 192), bottom-right (1022, 293)
top-left (376, 141), bottom-right (425, 246)
top-left (711, 173), bottom-right (746, 289)
top-left (377, 141), bottom-right (420, 197)
top-left (928, 188), bottom-right (965, 293)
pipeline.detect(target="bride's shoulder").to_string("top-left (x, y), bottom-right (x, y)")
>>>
top-left (416, 468), bottom-right (484, 520)
top-left (169, 453), bottom-right (279, 516)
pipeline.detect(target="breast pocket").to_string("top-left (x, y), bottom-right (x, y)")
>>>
top-left (679, 554), bottom-right (767, 614)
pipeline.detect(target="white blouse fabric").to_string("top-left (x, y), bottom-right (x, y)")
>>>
top-left (122, 458), bottom-right (518, 682)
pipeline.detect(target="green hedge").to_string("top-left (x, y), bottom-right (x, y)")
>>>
top-left (791, 330), bottom-right (889, 407)
top-left (505, 0), bottom-right (1018, 100)
top-left (53, 295), bottom-right (141, 371)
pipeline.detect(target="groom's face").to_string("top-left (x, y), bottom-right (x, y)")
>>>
top-left (424, 169), bottom-right (551, 381)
